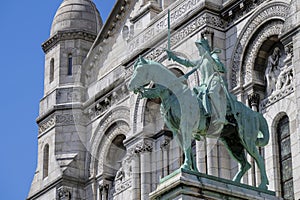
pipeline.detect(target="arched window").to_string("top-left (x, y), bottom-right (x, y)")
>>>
top-left (67, 54), bottom-right (73, 76)
top-left (49, 58), bottom-right (54, 83)
top-left (277, 116), bottom-right (294, 200)
top-left (43, 144), bottom-right (49, 179)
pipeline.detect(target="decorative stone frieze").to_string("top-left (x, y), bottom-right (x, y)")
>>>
top-left (231, 3), bottom-right (289, 89)
top-left (56, 186), bottom-right (71, 200)
top-left (38, 114), bottom-right (55, 134)
top-left (222, 0), bottom-right (266, 27)
top-left (85, 84), bottom-right (129, 120)
top-left (38, 113), bottom-right (84, 134)
top-left (42, 31), bottom-right (97, 53)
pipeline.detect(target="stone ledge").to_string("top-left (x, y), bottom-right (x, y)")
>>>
top-left (150, 168), bottom-right (281, 200)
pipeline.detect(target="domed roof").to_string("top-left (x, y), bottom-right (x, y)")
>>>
top-left (50, 0), bottom-right (103, 37)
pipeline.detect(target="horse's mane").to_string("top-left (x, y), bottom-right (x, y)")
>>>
top-left (137, 57), bottom-right (185, 88)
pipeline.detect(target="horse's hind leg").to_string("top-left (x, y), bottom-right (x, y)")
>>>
top-left (246, 145), bottom-right (269, 189)
top-left (220, 137), bottom-right (251, 183)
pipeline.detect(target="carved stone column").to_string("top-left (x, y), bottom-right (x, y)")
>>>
top-left (135, 139), bottom-right (153, 200)
top-left (130, 151), bottom-right (141, 200)
top-left (160, 136), bottom-right (171, 177)
top-left (206, 138), bottom-right (218, 177)
top-left (98, 181), bottom-right (109, 200)
top-left (196, 140), bottom-right (207, 174)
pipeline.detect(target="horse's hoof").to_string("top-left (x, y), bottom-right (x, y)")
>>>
top-left (181, 163), bottom-right (191, 170)
top-left (258, 184), bottom-right (268, 190)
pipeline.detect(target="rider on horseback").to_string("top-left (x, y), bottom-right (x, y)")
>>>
top-left (166, 38), bottom-right (230, 136)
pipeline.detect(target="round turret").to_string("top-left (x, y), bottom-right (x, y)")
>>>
top-left (50, 0), bottom-right (103, 37)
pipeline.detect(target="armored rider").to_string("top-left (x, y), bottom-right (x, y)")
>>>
top-left (166, 38), bottom-right (228, 135)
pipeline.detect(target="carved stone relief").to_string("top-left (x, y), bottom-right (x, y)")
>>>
top-left (114, 155), bottom-right (133, 194)
top-left (38, 113), bottom-right (85, 134)
top-left (261, 65), bottom-right (294, 110)
top-left (265, 47), bottom-right (283, 96)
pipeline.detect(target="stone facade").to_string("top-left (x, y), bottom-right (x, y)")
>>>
top-left (28, 0), bottom-right (299, 199)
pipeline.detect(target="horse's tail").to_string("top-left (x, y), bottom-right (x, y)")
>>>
top-left (256, 114), bottom-right (270, 147)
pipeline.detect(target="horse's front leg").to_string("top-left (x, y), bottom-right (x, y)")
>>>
top-left (181, 146), bottom-right (192, 170)
top-left (180, 128), bottom-right (193, 171)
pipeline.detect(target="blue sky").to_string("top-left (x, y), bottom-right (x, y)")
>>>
top-left (0, 1), bottom-right (115, 199)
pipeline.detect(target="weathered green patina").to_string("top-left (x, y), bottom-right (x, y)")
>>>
top-left (128, 40), bottom-right (270, 189)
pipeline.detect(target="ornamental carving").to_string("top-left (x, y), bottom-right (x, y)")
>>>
top-left (56, 186), bottom-right (71, 200)
top-left (85, 84), bottom-right (129, 120)
top-left (248, 93), bottom-right (260, 107)
top-left (231, 3), bottom-right (289, 88)
top-left (39, 115), bottom-right (55, 134)
top-left (134, 140), bottom-right (153, 153)
top-left (38, 113), bottom-right (85, 134)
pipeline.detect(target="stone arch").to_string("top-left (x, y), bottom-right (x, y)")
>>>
top-left (230, 2), bottom-right (289, 89)
top-left (241, 20), bottom-right (284, 87)
top-left (98, 124), bottom-right (128, 176)
top-left (89, 106), bottom-right (130, 177)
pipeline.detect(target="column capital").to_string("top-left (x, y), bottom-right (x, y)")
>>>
top-left (98, 180), bottom-right (109, 191)
top-left (56, 186), bottom-right (71, 200)
top-left (248, 93), bottom-right (260, 107)
top-left (160, 136), bottom-right (172, 150)
top-left (134, 138), bottom-right (153, 154)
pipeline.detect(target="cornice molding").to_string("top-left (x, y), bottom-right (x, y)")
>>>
top-left (42, 30), bottom-right (97, 53)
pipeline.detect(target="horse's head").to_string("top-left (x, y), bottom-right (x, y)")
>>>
top-left (128, 56), bottom-right (152, 94)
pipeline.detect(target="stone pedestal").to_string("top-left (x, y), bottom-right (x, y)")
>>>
top-left (149, 168), bottom-right (281, 200)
